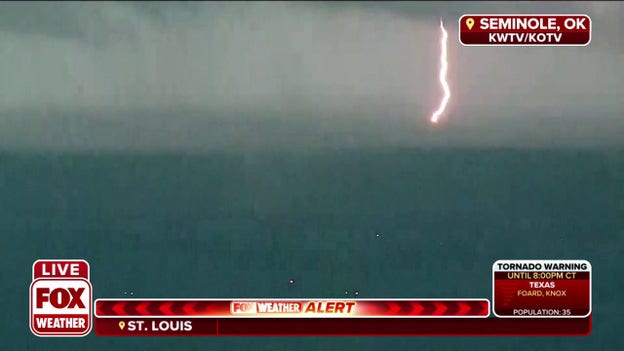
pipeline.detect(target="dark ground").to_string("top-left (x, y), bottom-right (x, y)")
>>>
top-left (2, 148), bottom-right (622, 350)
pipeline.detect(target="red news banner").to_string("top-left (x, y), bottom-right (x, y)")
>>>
top-left (459, 15), bottom-right (591, 46)
top-left (493, 260), bottom-right (592, 318)
top-left (94, 297), bottom-right (590, 336)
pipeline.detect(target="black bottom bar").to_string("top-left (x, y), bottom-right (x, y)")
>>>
top-left (94, 316), bottom-right (591, 336)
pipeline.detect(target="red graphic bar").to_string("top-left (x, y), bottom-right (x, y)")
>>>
top-left (95, 299), bottom-right (489, 318)
top-left (492, 260), bottom-right (592, 318)
top-left (32, 259), bottom-right (90, 280)
top-left (459, 15), bottom-right (591, 46)
top-left (494, 279), bottom-right (590, 317)
top-left (94, 316), bottom-right (592, 336)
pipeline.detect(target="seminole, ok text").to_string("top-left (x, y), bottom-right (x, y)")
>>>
top-left (482, 16), bottom-right (587, 44)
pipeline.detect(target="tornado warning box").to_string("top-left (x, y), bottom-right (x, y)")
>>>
top-left (30, 259), bottom-right (92, 336)
top-left (492, 260), bottom-right (591, 318)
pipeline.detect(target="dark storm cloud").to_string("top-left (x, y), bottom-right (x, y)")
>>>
top-left (0, 2), bottom-right (134, 45)
top-left (354, 1), bottom-right (574, 18)
top-left (2, 2), bottom-right (620, 43)
top-left (0, 2), bottom-right (87, 40)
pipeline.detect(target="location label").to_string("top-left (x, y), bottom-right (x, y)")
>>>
top-left (459, 14), bottom-right (591, 46)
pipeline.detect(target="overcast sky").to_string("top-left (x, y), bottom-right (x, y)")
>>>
top-left (0, 1), bottom-right (622, 151)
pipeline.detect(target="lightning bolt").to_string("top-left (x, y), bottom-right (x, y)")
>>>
top-left (430, 19), bottom-right (450, 124)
